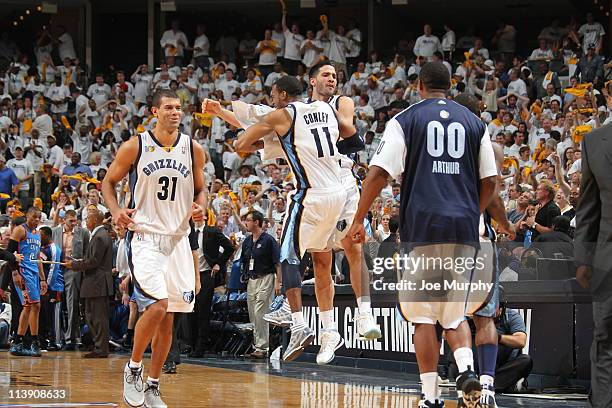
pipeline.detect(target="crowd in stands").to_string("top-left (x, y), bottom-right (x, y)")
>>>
top-left (0, 6), bottom-right (610, 356)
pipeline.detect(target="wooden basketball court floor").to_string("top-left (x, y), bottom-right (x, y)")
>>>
top-left (1, 351), bottom-right (588, 407)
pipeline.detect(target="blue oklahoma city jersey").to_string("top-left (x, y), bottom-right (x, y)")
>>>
top-left (41, 243), bottom-right (63, 291)
top-left (370, 98), bottom-right (497, 246)
top-left (19, 226), bottom-right (41, 276)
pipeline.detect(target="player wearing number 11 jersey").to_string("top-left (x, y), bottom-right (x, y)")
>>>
top-left (348, 62), bottom-right (498, 408)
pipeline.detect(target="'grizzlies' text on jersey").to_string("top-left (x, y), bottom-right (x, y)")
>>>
top-left (279, 101), bottom-right (342, 190)
top-left (129, 131), bottom-right (195, 236)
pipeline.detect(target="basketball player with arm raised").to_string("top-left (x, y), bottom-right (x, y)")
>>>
top-left (233, 75), bottom-right (356, 362)
top-left (102, 89), bottom-right (206, 408)
top-left (347, 62), bottom-right (498, 408)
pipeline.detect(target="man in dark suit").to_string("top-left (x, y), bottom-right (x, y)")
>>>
top-left (188, 220), bottom-right (234, 357)
top-left (574, 123), bottom-right (612, 408)
top-left (52, 209), bottom-right (90, 349)
top-left (65, 208), bottom-right (114, 358)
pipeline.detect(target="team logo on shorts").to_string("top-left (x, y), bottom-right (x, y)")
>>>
top-left (336, 220), bottom-right (347, 232)
top-left (183, 290), bottom-right (195, 304)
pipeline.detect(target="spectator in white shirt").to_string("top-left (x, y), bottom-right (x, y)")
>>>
top-left (348, 62), bottom-right (368, 92)
top-left (300, 31), bottom-right (324, 69)
top-left (130, 64), bottom-right (153, 106)
top-left (578, 13), bottom-right (606, 54)
top-left (217, 69), bottom-right (241, 101)
top-left (193, 24), bottom-right (210, 71)
top-left (317, 19), bottom-right (350, 76)
top-left (70, 125), bottom-right (94, 164)
top-left (112, 71), bottom-right (134, 102)
top-left (46, 134), bottom-right (63, 172)
top-left (441, 24), bottom-right (456, 59)
top-left (281, 10), bottom-right (304, 75)
top-left (413, 24), bottom-right (441, 60)
top-left (87, 74), bottom-right (112, 107)
top-left (56, 25), bottom-right (77, 62)
top-left (7, 146), bottom-right (33, 207)
top-left (32, 104), bottom-right (53, 139)
top-left (160, 19), bottom-right (189, 66)
top-left (255, 30), bottom-right (282, 78)
top-left (469, 38), bottom-right (490, 59)
top-left (529, 39), bottom-right (554, 61)
top-left (240, 68), bottom-right (263, 104)
top-left (345, 20), bottom-right (362, 69)
top-left (507, 69), bottom-right (528, 98)
top-left (264, 63), bottom-right (286, 90)
top-left (45, 75), bottom-right (70, 119)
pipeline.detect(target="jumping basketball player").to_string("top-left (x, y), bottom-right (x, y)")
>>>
top-left (9, 207), bottom-right (46, 357)
top-left (304, 61), bottom-right (381, 365)
top-left (347, 62), bottom-right (498, 408)
top-left (102, 89), bottom-right (206, 408)
top-left (232, 75), bottom-right (358, 362)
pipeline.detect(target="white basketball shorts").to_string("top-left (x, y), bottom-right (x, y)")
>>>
top-left (280, 187), bottom-right (347, 264)
top-left (327, 173), bottom-right (360, 250)
top-left (127, 231), bottom-right (195, 313)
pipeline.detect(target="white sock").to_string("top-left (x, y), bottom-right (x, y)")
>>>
top-left (356, 297), bottom-right (372, 314)
top-left (146, 377), bottom-right (159, 386)
top-left (320, 309), bottom-right (336, 331)
top-left (420, 372), bottom-right (439, 402)
top-left (480, 374), bottom-right (495, 388)
top-left (454, 347), bottom-right (474, 373)
top-left (281, 298), bottom-right (291, 312)
top-left (291, 311), bottom-right (305, 330)
top-left (129, 359), bottom-right (142, 369)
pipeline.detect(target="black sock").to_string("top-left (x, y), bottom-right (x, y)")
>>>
top-left (15, 335), bottom-right (23, 344)
top-left (127, 329), bottom-right (134, 337)
top-left (32, 335), bottom-right (39, 343)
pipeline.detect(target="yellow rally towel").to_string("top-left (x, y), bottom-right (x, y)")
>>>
top-left (564, 87), bottom-right (587, 97)
top-left (523, 166), bottom-right (532, 178)
top-left (542, 71), bottom-right (554, 90)
top-left (576, 108), bottom-right (594, 115)
top-left (576, 83), bottom-right (592, 90)
top-left (573, 125), bottom-right (592, 143)
top-left (194, 112), bottom-right (213, 127)
top-left (64, 68), bottom-right (72, 85)
top-left (0, 193), bottom-right (10, 199)
top-left (491, 118), bottom-right (502, 127)
top-left (23, 119), bottom-right (32, 133)
top-left (61, 115), bottom-right (71, 130)
top-left (503, 157), bottom-right (518, 170)
top-left (207, 209), bottom-right (216, 226)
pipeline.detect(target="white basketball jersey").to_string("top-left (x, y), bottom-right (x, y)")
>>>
top-left (328, 95), bottom-right (357, 182)
top-left (129, 131), bottom-right (194, 236)
top-left (283, 101), bottom-right (342, 189)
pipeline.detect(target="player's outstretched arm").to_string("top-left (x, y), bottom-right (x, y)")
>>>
top-left (102, 137), bottom-right (140, 228)
top-left (234, 109), bottom-right (289, 153)
top-left (202, 98), bottom-right (242, 128)
top-left (191, 141), bottom-right (208, 224)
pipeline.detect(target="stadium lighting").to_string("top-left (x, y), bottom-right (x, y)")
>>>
top-left (25, 9), bottom-right (30, 14)
top-left (19, 15), bottom-right (24, 20)
top-left (13, 21), bottom-right (18, 26)
top-left (36, 5), bottom-right (42, 11)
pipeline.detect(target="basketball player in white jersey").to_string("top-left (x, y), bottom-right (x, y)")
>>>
top-left (303, 61), bottom-right (382, 365)
top-left (232, 76), bottom-right (359, 362)
top-left (102, 89), bottom-right (207, 408)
